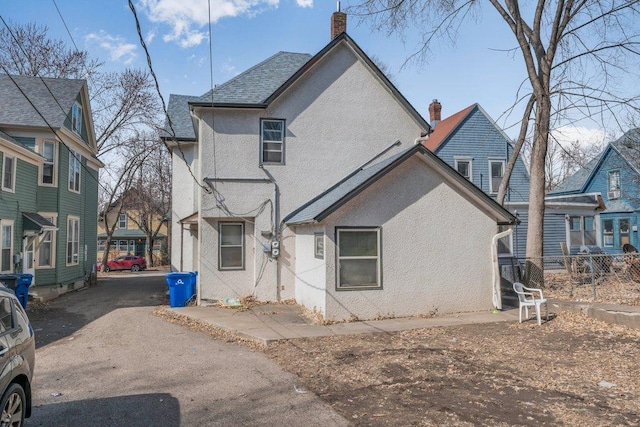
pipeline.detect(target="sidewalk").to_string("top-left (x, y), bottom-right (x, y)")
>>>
top-left (171, 304), bottom-right (521, 345)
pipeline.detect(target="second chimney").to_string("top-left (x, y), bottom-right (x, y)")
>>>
top-left (331, 2), bottom-right (347, 39)
top-left (429, 99), bottom-right (442, 128)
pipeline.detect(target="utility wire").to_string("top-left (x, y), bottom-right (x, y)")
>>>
top-left (127, 0), bottom-right (211, 194)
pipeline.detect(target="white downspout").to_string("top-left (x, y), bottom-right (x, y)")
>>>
top-left (491, 228), bottom-right (513, 310)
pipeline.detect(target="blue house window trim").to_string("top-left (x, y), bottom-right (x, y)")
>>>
top-left (607, 170), bottom-right (620, 200)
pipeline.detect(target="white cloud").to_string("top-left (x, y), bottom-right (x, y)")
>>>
top-left (146, 29), bottom-right (157, 43)
top-left (85, 31), bottom-right (137, 64)
top-left (296, 0), bottom-right (313, 6)
top-left (138, 0), bottom-right (283, 47)
top-left (551, 126), bottom-right (609, 149)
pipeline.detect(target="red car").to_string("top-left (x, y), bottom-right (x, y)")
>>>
top-left (98, 255), bottom-right (147, 272)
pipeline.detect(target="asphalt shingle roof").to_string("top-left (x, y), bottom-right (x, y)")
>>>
top-left (198, 52), bottom-right (312, 105)
top-left (0, 130), bottom-right (41, 157)
top-left (0, 74), bottom-right (84, 129)
top-left (162, 94), bottom-right (201, 140)
top-left (547, 156), bottom-right (599, 195)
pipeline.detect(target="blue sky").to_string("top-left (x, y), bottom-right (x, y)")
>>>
top-left (2, 0), bottom-right (617, 145)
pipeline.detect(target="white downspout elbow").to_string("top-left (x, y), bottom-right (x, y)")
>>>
top-left (491, 228), bottom-right (513, 310)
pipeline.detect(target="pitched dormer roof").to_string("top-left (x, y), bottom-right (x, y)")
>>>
top-left (0, 74), bottom-right (85, 129)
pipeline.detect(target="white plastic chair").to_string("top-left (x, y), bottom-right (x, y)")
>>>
top-left (513, 282), bottom-right (548, 325)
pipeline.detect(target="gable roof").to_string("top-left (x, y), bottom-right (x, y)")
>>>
top-left (0, 74), bottom-right (86, 130)
top-left (162, 94), bottom-right (201, 140)
top-left (548, 128), bottom-right (640, 196)
top-left (424, 104), bottom-right (476, 152)
top-left (165, 33), bottom-right (431, 139)
top-left (285, 143), bottom-right (517, 225)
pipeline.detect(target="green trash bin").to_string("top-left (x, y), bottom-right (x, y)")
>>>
top-left (0, 274), bottom-right (18, 291)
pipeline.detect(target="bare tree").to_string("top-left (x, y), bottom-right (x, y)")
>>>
top-left (125, 139), bottom-right (172, 267)
top-left (352, 0), bottom-right (640, 263)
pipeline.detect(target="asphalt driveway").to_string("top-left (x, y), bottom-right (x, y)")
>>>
top-left (25, 272), bottom-right (347, 426)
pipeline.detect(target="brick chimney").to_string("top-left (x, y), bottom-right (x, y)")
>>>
top-left (331, 1), bottom-right (347, 39)
top-left (429, 99), bottom-right (442, 128)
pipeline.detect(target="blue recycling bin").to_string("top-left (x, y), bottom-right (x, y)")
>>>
top-left (16, 274), bottom-right (33, 308)
top-left (166, 272), bottom-right (197, 308)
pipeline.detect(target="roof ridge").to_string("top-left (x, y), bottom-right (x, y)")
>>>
top-left (199, 51), bottom-right (311, 101)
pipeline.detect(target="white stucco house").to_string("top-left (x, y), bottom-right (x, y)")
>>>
top-left (162, 11), bottom-right (518, 321)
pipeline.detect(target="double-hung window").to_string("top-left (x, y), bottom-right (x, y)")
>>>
top-left (336, 228), bottom-right (382, 290)
top-left (66, 216), bottom-right (80, 265)
top-left (569, 216), bottom-right (596, 247)
top-left (619, 219), bottom-right (630, 246)
top-left (41, 141), bottom-right (56, 185)
top-left (608, 170), bottom-right (620, 199)
top-left (260, 119), bottom-right (285, 164)
top-left (2, 154), bottom-right (15, 192)
top-left (454, 157), bottom-right (472, 180)
top-left (69, 150), bottom-right (81, 193)
top-left (489, 160), bottom-right (505, 194)
top-left (0, 221), bottom-right (13, 273)
top-left (219, 222), bottom-right (244, 270)
top-left (118, 214), bottom-right (127, 229)
top-left (71, 103), bottom-right (82, 135)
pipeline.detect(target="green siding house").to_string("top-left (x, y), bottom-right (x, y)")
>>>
top-left (0, 74), bottom-right (102, 300)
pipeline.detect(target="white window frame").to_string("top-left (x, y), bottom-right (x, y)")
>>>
top-left (488, 159), bottom-right (505, 194)
top-left (0, 220), bottom-right (14, 273)
top-left (66, 216), bottom-right (80, 266)
top-left (71, 102), bottom-right (82, 135)
top-left (497, 225), bottom-right (513, 257)
top-left (68, 150), bottom-right (81, 193)
top-left (1, 153), bottom-right (16, 193)
top-left (619, 218), bottom-right (630, 247)
top-left (36, 213), bottom-right (57, 269)
top-left (336, 227), bottom-right (382, 291)
top-left (40, 140), bottom-right (57, 186)
top-left (260, 119), bottom-right (285, 165)
top-left (314, 233), bottom-right (324, 259)
top-left (602, 218), bottom-right (614, 248)
top-left (218, 222), bottom-right (245, 270)
top-left (454, 157), bottom-right (473, 181)
top-left (608, 170), bottom-right (621, 199)
top-left (118, 214), bottom-right (128, 229)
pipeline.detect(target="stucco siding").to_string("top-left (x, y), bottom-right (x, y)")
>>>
top-left (303, 156), bottom-right (498, 321)
top-left (293, 227), bottom-right (327, 316)
top-left (171, 146), bottom-right (197, 272)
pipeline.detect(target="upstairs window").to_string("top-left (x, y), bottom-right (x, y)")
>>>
top-left (1, 154), bottom-right (15, 192)
top-left (69, 150), bottom-right (81, 193)
top-left (454, 157), bottom-right (472, 180)
top-left (489, 160), bottom-right (505, 194)
top-left (608, 170), bottom-right (620, 199)
top-left (41, 141), bottom-right (56, 185)
top-left (261, 119), bottom-right (285, 164)
top-left (72, 103), bottom-right (82, 135)
top-left (119, 214), bottom-right (128, 229)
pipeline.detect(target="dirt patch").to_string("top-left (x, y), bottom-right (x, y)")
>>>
top-left (265, 312), bottom-right (640, 426)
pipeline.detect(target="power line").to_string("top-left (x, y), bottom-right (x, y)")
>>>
top-left (127, 0), bottom-right (212, 194)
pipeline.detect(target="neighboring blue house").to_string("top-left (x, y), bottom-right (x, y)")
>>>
top-left (424, 102), bottom-right (531, 258)
top-left (424, 101), bottom-right (603, 259)
top-left (548, 129), bottom-right (640, 254)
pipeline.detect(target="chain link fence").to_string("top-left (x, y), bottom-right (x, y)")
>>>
top-left (502, 253), bottom-right (640, 306)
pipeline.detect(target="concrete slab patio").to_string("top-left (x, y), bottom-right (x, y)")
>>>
top-left (171, 304), bottom-right (521, 345)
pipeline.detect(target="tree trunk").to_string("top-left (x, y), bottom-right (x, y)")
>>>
top-left (101, 238), bottom-right (112, 272)
top-left (146, 235), bottom-right (154, 267)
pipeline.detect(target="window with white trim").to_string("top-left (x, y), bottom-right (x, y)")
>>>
top-left (619, 218), bottom-right (630, 246)
top-left (219, 222), bottom-right (244, 270)
top-left (37, 214), bottom-right (56, 268)
top-left (337, 228), bottom-right (381, 290)
top-left (569, 216), bottom-right (596, 247)
top-left (68, 150), bottom-right (81, 193)
top-left (608, 170), bottom-right (620, 199)
top-left (260, 119), bottom-right (285, 164)
top-left (454, 157), bottom-right (472, 180)
top-left (0, 221), bottom-right (13, 273)
top-left (118, 214), bottom-right (127, 229)
top-left (497, 225), bottom-right (513, 256)
top-left (602, 219), bottom-right (614, 247)
top-left (41, 141), bottom-right (56, 185)
top-left (71, 102), bottom-right (82, 135)
top-left (66, 216), bottom-right (80, 265)
top-left (2, 154), bottom-right (15, 192)
top-left (489, 160), bottom-right (505, 194)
